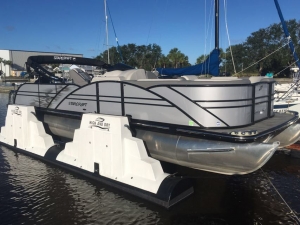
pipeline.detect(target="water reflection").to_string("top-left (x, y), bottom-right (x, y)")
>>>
top-left (0, 93), bottom-right (299, 224)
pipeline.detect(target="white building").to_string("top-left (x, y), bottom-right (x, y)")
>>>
top-left (0, 50), bottom-right (83, 77)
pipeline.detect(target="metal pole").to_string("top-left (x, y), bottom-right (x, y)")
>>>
top-left (215, 0), bottom-right (219, 50)
top-left (104, 0), bottom-right (110, 64)
top-left (215, 0), bottom-right (220, 76)
top-left (274, 0), bottom-right (300, 69)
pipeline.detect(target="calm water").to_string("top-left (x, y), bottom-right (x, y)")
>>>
top-left (0, 93), bottom-right (299, 225)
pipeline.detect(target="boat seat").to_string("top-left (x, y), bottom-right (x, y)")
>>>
top-left (91, 69), bottom-right (148, 82)
top-left (92, 76), bottom-right (125, 81)
top-left (120, 69), bottom-right (147, 80)
top-left (181, 75), bottom-right (198, 80)
top-left (69, 68), bottom-right (92, 86)
top-left (145, 71), bottom-right (158, 79)
top-left (137, 79), bottom-right (182, 81)
top-left (248, 76), bottom-right (274, 83)
top-left (211, 77), bottom-right (239, 80)
top-left (194, 79), bottom-right (251, 85)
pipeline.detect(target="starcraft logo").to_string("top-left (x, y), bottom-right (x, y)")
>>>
top-left (54, 56), bottom-right (76, 61)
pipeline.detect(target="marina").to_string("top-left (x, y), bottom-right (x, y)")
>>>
top-left (0, 90), bottom-right (299, 223)
top-left (1, 57), bottom-right (300, 213)
top-left (2, 52), bottom-right (300, 205)
top-left (0, 96), bottom-right (299, 224)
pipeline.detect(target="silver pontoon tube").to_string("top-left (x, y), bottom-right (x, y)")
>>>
top-left (136, 130), bottom-right (279, 175)
top-left (43, 114), bottom-right (283, 175)
top-left (267, 123), bottom-right (300, 148)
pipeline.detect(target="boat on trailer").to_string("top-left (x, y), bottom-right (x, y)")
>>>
top-left (1, 0), bottom-right (300, 208)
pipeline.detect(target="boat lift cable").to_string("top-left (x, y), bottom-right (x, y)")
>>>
top-left (107, 2), bottom-right (124, 63)
top-left (234, 40), bottom-right (289, 76)
top-left (276, 83), bottom-right (300, 102)
top-left (274, 0), bottom-right (300, 70)
top-left (141, 0), bottom-right (158, 69)
top-left (273, 60), bottom-right (299, 78)
top-left (274, 60), bottom-right (300, 100)
top-left (223, 0), bottom-right (236, 74)
top-left (274, 60), bottom-right (300, 102)
top-left (202, 0), bottom-right (214, 75)
top-left (153, 0), bottom-right (167, 69)
top-left (260, 168), bottom-right (300, 223)
top-left (272, 0), bottom-right (300, 102)
top-left (234, 0), bottom-right (300, 77)
top-left (276, 79), bottom-right (300, 102)
top-left (202, 0), bottom-right (207, 74)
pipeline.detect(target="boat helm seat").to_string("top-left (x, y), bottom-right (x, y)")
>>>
top-left (119, 69), bottom-right (147, 80)
top-left (69, 68), bottom-right (92, 86)
top-left (137, 78), bottom-right (183, 81)
top-left (93, 76), bottom-right (125, 81)
top-left (91, 69), bottom-right (148, 82)
top-left (145, 71), bottom-right (158, 79)
top-left (211, 77), bottom-right (239, 80)
top-left (194, 78), bottom-right (251, 85)
top-left (181, 75), bottom-right (198, 80)
top-left (248, 76), bottom-right (274, 83)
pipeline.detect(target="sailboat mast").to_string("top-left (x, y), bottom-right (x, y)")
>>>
top-left (215, 0), bottom-right (219, 50)
top-left (215, 0), bottom-right (220, 75)
top-left (107, 3), bottom-right (124, 63)
top-left (274, 0), bottom-right (300, 69)
top-left (104, 0), bottom-right (110, 64)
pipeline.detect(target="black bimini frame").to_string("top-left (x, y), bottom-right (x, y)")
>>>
top-left (26, 55), bottom-right (133, 83)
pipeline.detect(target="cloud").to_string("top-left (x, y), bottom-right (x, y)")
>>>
top-left (5, 26), bottom-right (15, 31)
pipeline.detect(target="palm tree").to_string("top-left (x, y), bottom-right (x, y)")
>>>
top-left (167, 48), bottom-right (190, 68)
top-left (167, 48), bottom-right (181, 68)
top-left (157, 55), bottom-right (169, 68)
top-left (178, 55), bottom-right (190, 68)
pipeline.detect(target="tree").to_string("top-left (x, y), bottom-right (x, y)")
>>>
top-left (95, 43), bottom-right (164, 71)
top-left (142, 44), bottom-right (163, 70)
top-left (217, 19), bottom-right (300, 76)
top-left (197, 48), bottom-right (224, 66)
top-left (94, 20), bottom-right (300, 76)
top-left (196, 54), bottom-right (206, 64)
top-left (95, 46), bottom-right (120, 65)
top-left (167, 48), bottom-right (190, 68)
top-left (157, 55), bottom-right (170, 68)
top-left (222, 44), bottom-right (249, 74)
